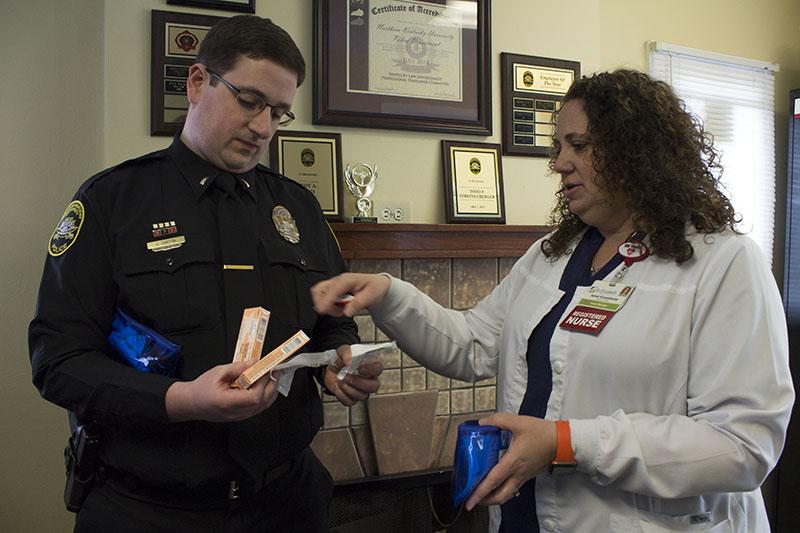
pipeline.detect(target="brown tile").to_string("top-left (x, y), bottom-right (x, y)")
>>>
top-left (354, 315), bottom-right (375, 343)
top-left (429, 416), bottom-right (450, 468)
top-left (350, 401), bottom-right (368, 426)
top-left (366, 390), bottom-right (439, 475)
top-left (452, 258), bottom-right (498, 310)
top-left (402, 367), bottom-right (427, 391)
top-left (477, 376), bottom-right (497, 386)
top-left (376, 344), bottom-right (402, 368)
top-left (377, 368), bottom-right (401, 394)
top-left (427, 370), bottom-right (451, 391)
top-left (474, 386), bottom-right (496, 412)
top-left (323, 402), bottom-right (349, 429)
top-left (310, 428), bottom-right (363, 481)
top-left (402, 353), bottom-right (420, 367)
top-left (351, 425), bottom-right (378, 477)
top-left (402, 258), bottom-right (451, 307)
top-left (451, 388), bottom-right (474, 414)
top-left (437, 413), bottom-right (480, 467)
top-left (451, 378), bottom-right (473, 389)
top-left (436, 390), bottom-right (450, 415)
top-left (499, 257), bottom-right (519, 283)
top-left (350, 259), bottom-right (401, 277)
top-left (375, 326), bottom-right (391, 342)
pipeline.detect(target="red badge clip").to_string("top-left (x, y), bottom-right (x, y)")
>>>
top-left (618, 241), bottom-right (650, 267)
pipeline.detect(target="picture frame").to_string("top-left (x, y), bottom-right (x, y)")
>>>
top-left (313, 0), bottom-right (492, 136)
top-left (269, 131), bottom-right (345, 222)
top-left (150, 10), bottom-right (225, 136)
top-left (441, 141), bottom-right (505, 224)
top-left (166, 0), bottom-right (255, 13)
top-left (501, 53), bottom-right (580, 157)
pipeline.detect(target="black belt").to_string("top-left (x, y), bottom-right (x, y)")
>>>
top-left (100, 453), bottom-right (298, 510)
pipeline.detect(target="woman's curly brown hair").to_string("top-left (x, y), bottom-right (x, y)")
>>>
top-left (542, 69), bottom-right (739, 263)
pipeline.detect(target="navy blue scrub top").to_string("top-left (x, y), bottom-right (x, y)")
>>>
top-left (499, 227), bottom-right (623, 533)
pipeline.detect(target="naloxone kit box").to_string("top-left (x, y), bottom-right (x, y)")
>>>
top-left (232, 307), bottom-right (271, 366)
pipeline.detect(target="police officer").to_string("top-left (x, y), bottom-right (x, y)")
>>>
top-left (29, 15), bottom-right (381, 533)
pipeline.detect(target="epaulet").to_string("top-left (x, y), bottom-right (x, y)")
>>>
top-left (255, 163), bottom-right (310, 194)
top-left (78, 148), bottom-right (169, 194)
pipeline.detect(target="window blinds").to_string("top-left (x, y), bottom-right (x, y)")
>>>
top-left (648, 42), bottom-right (778, 263)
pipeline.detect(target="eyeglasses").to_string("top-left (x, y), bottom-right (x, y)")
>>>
top-left (205, 67), bottom-right (295, 126)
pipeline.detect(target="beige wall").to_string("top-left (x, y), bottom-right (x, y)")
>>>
top-left (2, 0), bottom-right (798, 530)
top-left (1, 0), bottom-right (105, 530)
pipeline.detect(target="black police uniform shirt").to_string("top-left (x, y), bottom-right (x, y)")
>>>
top-left (29, 136), bottom-right (358, 490)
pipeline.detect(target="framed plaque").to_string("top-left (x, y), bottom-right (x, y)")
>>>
top-left (313, 0), bottom-right (492, 136)
top-left (501, 53), bottom-right (580, 157)
top-left (151, 10), bottom-right (225, 136)
top-left (167, 0), bottom-right (256, 12)
top-left (441, 141), bottom-right (505, 224)
top-left (269, 131), bottom-right (345, 222)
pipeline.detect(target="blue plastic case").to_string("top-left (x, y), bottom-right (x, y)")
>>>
top-left (451, 420), bottom-right (510, 507)
top-left (107, 308), bottom-right (181, 376)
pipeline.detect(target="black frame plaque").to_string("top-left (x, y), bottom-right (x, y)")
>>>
top-left (166, 0), bottom-right (256, 13)
top-left (441, 140), bottom-right (505, 224)
top-left (269, 131), bottom-right (345, 222)
top-left (314, 0), bottom-right (492, 136)
top-left (501, 53), bottom-right (580, 157)
top-left (151, 10), bottom-right (225, 136)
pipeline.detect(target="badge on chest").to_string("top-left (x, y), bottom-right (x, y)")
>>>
top-left (559, 280), bottom-right (634, 335)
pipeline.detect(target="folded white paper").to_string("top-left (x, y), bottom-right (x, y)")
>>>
top-left (271, 341), bottom-right (396, 397)
top-left (273, 349), bottom-right (337, 396)
top-left (336, 341), bottom-right (396, 381)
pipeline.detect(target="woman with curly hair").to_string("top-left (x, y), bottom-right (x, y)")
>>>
top-left (312, 69), bottom-right (793, 533)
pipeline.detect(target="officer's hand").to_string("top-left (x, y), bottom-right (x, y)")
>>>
top-left (323, 345), bottom-right (383, 407)
top-left (464, 414), bottom-right (557, 511)
top-left (165, 362), bottom-right (281, 423)
top-left (311, 273), bottom-right (391, 318)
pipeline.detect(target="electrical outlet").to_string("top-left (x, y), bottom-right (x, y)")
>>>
top-left (375, 200), bottom-right (411, 223)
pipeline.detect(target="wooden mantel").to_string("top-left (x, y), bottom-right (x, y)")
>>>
top-left (330, 223), bottom-right (549, 259)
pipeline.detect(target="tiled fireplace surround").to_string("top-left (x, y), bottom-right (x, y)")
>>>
top-left (311, 224), bottom-right (547, 495)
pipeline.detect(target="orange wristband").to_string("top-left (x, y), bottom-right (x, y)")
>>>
top-left (548, 420), bottom-right (577, 474)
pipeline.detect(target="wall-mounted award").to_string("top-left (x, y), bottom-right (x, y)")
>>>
top-left (166, 0), bottom-right (255, 13)
top-left (441, 141), bottom-right (505, 224)
top-left (150, 10), bottom-right (225, 136)
top-left (269, 131), bottom-right (345, 222)
top-left (501, 53), bottom-right (580, 157)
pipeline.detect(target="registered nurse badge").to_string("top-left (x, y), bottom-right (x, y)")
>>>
top-left (272, 205), bottom-right (300, 244)
top-left (49, 200), bottom-right (85, 257)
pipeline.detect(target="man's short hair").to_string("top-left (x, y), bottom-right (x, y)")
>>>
top-left (196, 15), bottom-right (305, 87)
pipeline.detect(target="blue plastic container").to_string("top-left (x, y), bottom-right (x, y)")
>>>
top-left (451, 420), bottom-right (508, 507)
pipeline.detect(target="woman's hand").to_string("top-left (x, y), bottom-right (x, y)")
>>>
top-left (465, 414), bottom-right (557, 511)
top-left (311, 273), bottom-right (391, 317)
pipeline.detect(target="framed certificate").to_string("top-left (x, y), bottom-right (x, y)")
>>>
top-left (269, 131), bottom-right (345, 222)
top-left (166, 0), bottom-right (256, 13)
top-left (501, 53), bottom-right (580, 156)
top-left (313, 0), bottom-right (492, 136)
top-left (441, 141), bottom-right (505, 224)
top-left (150, 10), bottom-right (225, 136)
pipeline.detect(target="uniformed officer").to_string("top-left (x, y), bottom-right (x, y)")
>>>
top-left (29, 15), bottom-right (381, 533)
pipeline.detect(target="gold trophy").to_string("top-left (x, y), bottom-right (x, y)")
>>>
top-left (344, 162), bottom-right (378, 223)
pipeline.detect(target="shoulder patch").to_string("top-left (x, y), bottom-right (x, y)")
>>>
top-left (48, 200), bottom-right (85, 257)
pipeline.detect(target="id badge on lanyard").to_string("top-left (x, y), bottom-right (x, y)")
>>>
top-left (559, 238), bottom-right (649, 335)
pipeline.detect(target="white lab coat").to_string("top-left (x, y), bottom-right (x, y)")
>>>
top-left (369, 229), bottom-right (793, 533)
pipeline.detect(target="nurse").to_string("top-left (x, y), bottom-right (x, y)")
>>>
top-left (312, 69), bottom-right (794, 533)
